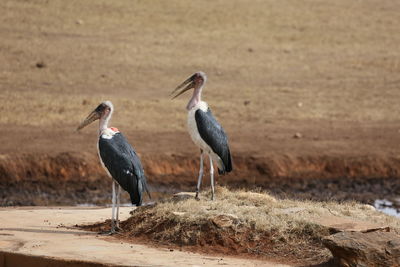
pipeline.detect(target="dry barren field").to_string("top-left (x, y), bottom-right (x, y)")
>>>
top-left (0, 0), bottom-right (400, 204)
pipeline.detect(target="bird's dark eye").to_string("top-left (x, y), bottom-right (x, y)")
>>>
top-left (95, 105), bottom-right (103, 112)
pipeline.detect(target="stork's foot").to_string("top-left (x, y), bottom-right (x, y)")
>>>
top-left (113, 220), bottom-right (122, 232)
top-left (99, 226), bottom-right (122, 235)
top-left (98, 220), bottom-right (122, 235)
top-left (195, 192), bottom-right (200, 201)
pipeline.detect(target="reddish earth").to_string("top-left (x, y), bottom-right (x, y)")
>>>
top-left (1, 121), bottom-right (400, 206)
top-left (2, 122), bottom-right (398, 267)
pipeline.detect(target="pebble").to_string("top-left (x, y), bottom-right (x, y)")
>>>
top-left (293, 132), bottom-right (302, 139)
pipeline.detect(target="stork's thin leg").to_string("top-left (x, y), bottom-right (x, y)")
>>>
top-left (195, 150), bottom-right (204, 200)
top-left (209, 155), bottom-right (215, 201)
top-left (111, 180), bottom-right (116, 233)
top-left (116, 184), bottom-right (121, 229)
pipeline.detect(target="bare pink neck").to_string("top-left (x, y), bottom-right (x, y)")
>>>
top-left (99, 111), bottom-right (113, 135)
top-left (186, 86), bottom-right (202, 110)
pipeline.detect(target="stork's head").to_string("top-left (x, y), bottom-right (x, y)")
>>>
top-left (170, 71), bottom-right (207, 99)
top-left (77, 101), bottom-right (114, 131)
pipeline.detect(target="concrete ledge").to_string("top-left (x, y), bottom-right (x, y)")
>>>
top-left (0, 207), bottom-right (287, 267)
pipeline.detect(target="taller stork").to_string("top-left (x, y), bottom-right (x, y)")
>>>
top-left (171, 72), bottom-right (232, 200)
top-left (77, 101), bottom-right (150, 233)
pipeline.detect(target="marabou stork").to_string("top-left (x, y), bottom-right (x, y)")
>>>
top-left (170, 72), bottom-right (232, 200)
top-left (77, 101), bottom-right (150, 233)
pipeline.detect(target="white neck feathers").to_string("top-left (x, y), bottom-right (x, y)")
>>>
top-left (188, 101), bottom-right (208, 112)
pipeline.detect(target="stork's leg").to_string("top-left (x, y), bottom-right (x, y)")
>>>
top-left (111, 180), bottom-right (116, 233)
top-left (116, 184), bottom-right (121, 229)
top-left (209, 154), bottom-right (215, 200)
top-left (195, 149), bottom-right (204, 200)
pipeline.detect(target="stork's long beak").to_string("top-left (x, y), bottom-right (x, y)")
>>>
top-left (170, 74), bottom-right (196, 99)
top-left (76, 110), bottom-right (101, 131)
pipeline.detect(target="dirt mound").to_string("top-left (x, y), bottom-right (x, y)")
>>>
top-left (79, 189), bottom-right (400, 266)
top-left (80, 200), bottom-right (329, 265)
top-left (81, 211), bottom-right (325, 265)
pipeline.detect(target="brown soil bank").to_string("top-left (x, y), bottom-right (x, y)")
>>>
top-left (1, 152), bottom-right (399, 206)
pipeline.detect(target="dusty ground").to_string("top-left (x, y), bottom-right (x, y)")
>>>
top-left (0, 206), bottom-right (287, 267)
top-left (1, 0), bottom-right (400, 204)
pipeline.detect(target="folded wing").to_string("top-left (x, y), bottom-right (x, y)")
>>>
top-left (195, 108), bottom-right (232, 174)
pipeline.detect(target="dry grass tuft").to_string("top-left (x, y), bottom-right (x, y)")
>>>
top-left (147, 186), bottom-right (400, 235)
top-left (82, 187), bottom-right (400, 264)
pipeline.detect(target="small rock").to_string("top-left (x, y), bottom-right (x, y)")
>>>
top-left (243, 100), bottom-right (251, 106)
top-left (293, 132), bottom-right (302, 139)
top-left (297, 102), bottom-right (303, 107)
top-left (247, 47), bottom-right (254, 52)
top-left (76, 19), bottom-right (84, 25)
top-left (323, 230), bottom-right (400, 267)
top-left (36, 61), bottom-right (46, 68)
top-left (211, 214), bottom-right (239, 228)
top-left (172, 211), bottom-right (186, 216)
top-left (363, 204), bottom-right (376, 211)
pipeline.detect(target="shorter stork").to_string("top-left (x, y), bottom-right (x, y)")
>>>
top-left (77, 101), bottom-right (150, 233)
top-left (171, 72), bottom-right (232, 200)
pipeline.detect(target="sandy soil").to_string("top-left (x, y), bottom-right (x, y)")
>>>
top-left (0, 206), bottom-right (287, 267)
top-left (1, 0), bottom-right (400, 206)
top-left (1, 0), bottom-right (400, 155)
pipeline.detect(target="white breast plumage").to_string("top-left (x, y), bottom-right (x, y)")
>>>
top-left (187, 101), bottom-right (213, 154)
top-left (100, 127), bottom-right (119, 139)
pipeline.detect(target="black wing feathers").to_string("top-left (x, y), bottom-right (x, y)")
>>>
top-left (195, 108), bottom-right (232, 174)
top-left (98, 132), bottom-right (149, 206)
